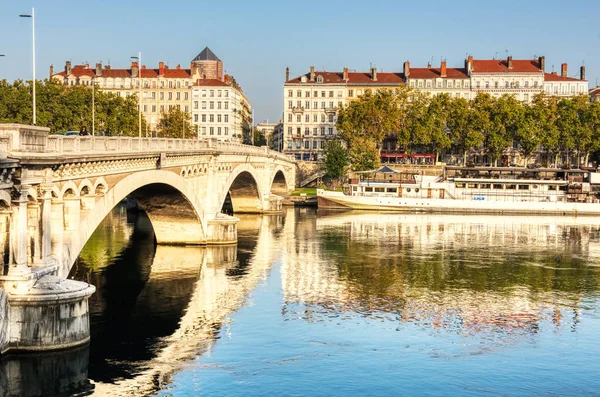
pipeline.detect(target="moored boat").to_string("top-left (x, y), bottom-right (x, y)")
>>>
top-left (317, 166), bottom-right (600, 215)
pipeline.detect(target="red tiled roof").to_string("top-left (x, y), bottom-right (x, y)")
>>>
top-left (69, 65), bottom-right (95, 78)
top-left (472, 59), bottom-right (542, 73)
top-left (193, 79), bottom-right (229, 87)
top-left (408, 68), bottom-right (469, 79)
top-left (543, 73), bottom-right (584, 82)
top-left (100, 69), bottom-right (131, 78)
top-left (139, 68), bottom-right (159, 78)
top-left (51, 66), bottom-right (192, 79)
top-left (287, 71), bottom-right (404, 85)
top-left (162, 69), bottom-right (191, 78)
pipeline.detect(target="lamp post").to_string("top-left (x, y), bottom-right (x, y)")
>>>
top-left (92, 76), bottom-right (95, 136)
top-left (19, 8), bottom-right (35, 125)
top-left (130, 53), bottom-right (142, 138)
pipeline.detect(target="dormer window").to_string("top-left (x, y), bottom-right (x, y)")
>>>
top-left (316, 75), bottom-right (324, 83)
top-left (301, 76), bottom-right (307, 83)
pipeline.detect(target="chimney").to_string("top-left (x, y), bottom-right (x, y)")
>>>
top-left (466, 55), bottom-right (473, 73)
top-left (580, 65), bottom-right (586, 81)
top-left (507, 56), bottom-right (513, 69)
top-left (403, 61), bottom-right (410, 77)
top-left (65, 61), bottom-right (72, 75)
top-left (95, 62), bottom-right (102, 77)
top-left (561, 63), bottom-right (567, 77)
top-left (539, 56), bottom-right (545, 72)
top-left (371, 67), bottom-right (377, 81)
top-left (176, 64), bottom-right (181, 70)
top-left (343, 67), bottom-right (348, 81)
top-left (440, 61), bottom-right (447, 78)
top-left (159, 61), bottom-right (165, 75)
top-left (84, 62), bottom-right (89, 69)
top-left (285, 67), bottom-right (289, 82)
top-left (131, 61), bottom-right (139, 78)
top-left (310, 65), bottom-right (315, 82)
top-left (552, 71), bottom-right (557, 75)
top-left (49, 64), bottom-right (54, 77)
top-left (427, 61), bottom-right (431, 69)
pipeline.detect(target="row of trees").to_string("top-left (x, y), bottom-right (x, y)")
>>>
top-left (333, 87), bottom-right (600, 171)
top-left (0, 79), bottom-right (147, 135)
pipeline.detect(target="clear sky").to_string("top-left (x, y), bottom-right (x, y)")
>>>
top-left (1, 0), bottom-right (599, 123)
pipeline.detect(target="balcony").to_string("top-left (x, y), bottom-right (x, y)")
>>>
top-left (292, 106), bottom-right (305, 114)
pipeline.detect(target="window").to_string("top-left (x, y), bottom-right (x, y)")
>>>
top-left (202, 90), bottom-right (206, 97)
top-left (194, 114), bottom-right (198, 122)
top-left (143, 105), bottom-right (147, 112)
top-left (328, 127), bottom-right (333, 135)
top-left (217, 102), bottom-right (222, 109)
top-left (505, 81), bottom-right (509, 88)
top-left (418, 81), bottom-right (423, 88)
top-left (210, 90), bottom-right (214, 97)
top-left (524, 94), bottom-right (530, 102)
top-left (305, 91), bottom-right (310, 97)
top-left (313, 141), bottom-right (318, 149)
top-left (305, 114), bottom-right (309, 122)
top-left (426, 81), bottom-right (432, 88)
top-left (297, 100), bottom-right (302, 107)
top-left (288, 90), bottom-right (293, 97)
top-left (476, 81), bottom-right (481, 88)
top-left (209, 115), bottom-right (214, 122)
top-left (316, 76), bottom-right (323, 83)
top-left (224, 102), bottom-right (228, 109)
top-left (288, 127), bottom-right (292, 134)
top-left (329, 91), bottom-right (334, 97)
top-left (217, 90), bottom-right (222, 97)
top-left (297, 90), bottom-right (302, 97)
top-left (217, 115), bottom-right (222, 122)
top-left (321, 102), bottom-right (325, 109)
top-left (337, 90), bottom-right (342, 97)
top-left (296, 115), bottom-right (301, 122)
top-left (168, 81), bottom-right (173, 88)
top-left (287, 140), bottom-right (292, 149)
top-left (168, 92), bottom-right (172, 100)
top-left (348, 89), bottom-right (354, 97)
top-left (210, 127), bottom-right (214, 135)
top-left (288, 101), bottom-right (293, 109)
top-left (296, 127), bottom-right (301, 136)
top-left (313, 114), bottom-right (318, 122)
top-left (152, 92), bottom-right (156, 99)
top-left (456, 81), bottom-right (462, 88)
top-left (202, 127), bottom-right (206, 135)
top-left (314, 91), bottom-right (318, 97)
top-left (225, 127), bottom-right (229, 135)
top-left (328, 114), bottom-right (334, 123)
top-left (217, 127), bottom-right (221, 135)
top-left (329, 101), bottom-right (334, 108)
top-left (288, 114), bottom-right (292, 122)
top-left (210, 102), bottom-right (214, 109)
top-left (176, 92), bottom-right (180, 100)
top-left (295, 140), bottom-right (301, 149)
top-left (202, 101), bottom-right (206, 109)
top-left (305, 101), bottom-right (310, 109)
top-left (304, 140), bottom-right (310, 149)
top-left (485, 81), bottom-right (489, 89)
top-left (160, 105), bottom-right (164, 111)
top-left (185, 106), bottom-right (189, 112)
top-left (320, 127), bottom-right (325, 135)
top-left (313, 128), bottom-right (318, 135)
top-left (160, 92), bottom-right (164, 100)
top-left (224, 91), bottom-right (228, 98)
top-left (321, 114), bottom-right (325, 122)
top-left (515, 82), bottom-right (520, 88)
top-left (436, 81), bottom-right (442, 88)
top-left (305, 127), bottom-right (310, 135)
top-left (534, 81), bottom-right (539, 88)
top-left (524, 81), bottom-right (529, 88)
top-left (152, 105), bottom-right (156, 112)
top-left (321, 91), bottom-right (326, 97)
top-left (518, 185), bottom-right (529, 190)
top-left (202, 115), bottom-right (206, 122)
top-left (176, 81), bottom-right (181, 88)
top-left (320, 140), bottom-right (325, 149)
top-left (314, 101), bottom-right (318, 109)
top-left (495, 81), bottom-right (499, 88)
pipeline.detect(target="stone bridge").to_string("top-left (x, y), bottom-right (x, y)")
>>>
top-left (0, 124), bottom-right (295, 355)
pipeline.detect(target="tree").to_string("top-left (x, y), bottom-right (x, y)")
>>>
top-left (323, 140), bottom-right (349, 183)
top-left (156, 106), bottom-right (191, 138)
top-left (516, 94), bottom-right (548, 166)
top-left (447, 96), bottom-right (485, 165)
top-left (423, 93), bottom-right (452, 163)
top-left (349, 136), bottom-right (379, 171)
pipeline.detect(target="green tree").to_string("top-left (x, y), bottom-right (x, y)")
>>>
top-left (156, 105), bottom-right (191, 138)
top-left (349, 136), bottom-right (379, 171)
top-left (516, 94), bottom-right (548, 166)
top-left (323, 140), bottom-right (349, 183)
top-left (447, 96), bottom-right (485, 165)
top-left (423, 93), bottom-right (452, 163)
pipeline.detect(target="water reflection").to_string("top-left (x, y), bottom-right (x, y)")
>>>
top-left (281, 211), bottom-right (600, 347)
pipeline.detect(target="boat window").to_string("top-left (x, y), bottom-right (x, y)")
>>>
top-left (415, 188), bottom-right (420, 193)
top-left (455, 183), bottom-right (465, 188)
top-left (480, 184), bottom-right (491, 189)
top-left (518, 185), bottom-right (529, 190)
top-left (548, 185), bottom-right (557, 191)
top-left (406, 188), bottom-right (412, 192)
top-left (352, 186), bottom-right (357, 191)
top-left (532, 185), bottom-right (538, 189)
top-left (506, 185), bottom-right (516, 190)
top-left (559, 186), bottom-right (567, 192)
top-left (493, 184), bottom-right (503, 189)
top-left (375, 187), bottom-right (385, 193)
top-left (467, 183), bottom-right (478, 189)
top-left (387, 188), bottom-right (397, 193)
top-left (365, 187), bottom-right (373, 192)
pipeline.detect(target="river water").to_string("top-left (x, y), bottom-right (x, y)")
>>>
top-left (1, 207), bottom-right (600, 396)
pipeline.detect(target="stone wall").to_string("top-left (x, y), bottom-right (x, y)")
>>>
top-left (296, 161), bottom-right (322, 187)
top-left (0, 288), bottom-right (7, 354)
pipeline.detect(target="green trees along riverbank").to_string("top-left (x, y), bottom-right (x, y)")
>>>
top-left (334, 87), bottom-right (600, 171)
top-left (0, 79), bottom-right (145, 135)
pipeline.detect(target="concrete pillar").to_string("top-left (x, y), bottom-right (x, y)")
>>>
top-left (40, 186), bottom-right (53, 266)
top-left (50, 199), bottom-right (64, 271)
top-left (0, 209), bottom-right (12, 272)
top-left (10, 187), bottom-right (31, 275)
top-left (27, 201), bottom-right (42, 266)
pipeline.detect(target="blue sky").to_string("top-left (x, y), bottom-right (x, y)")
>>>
top-left (1, 0), bottom-right (599, 123)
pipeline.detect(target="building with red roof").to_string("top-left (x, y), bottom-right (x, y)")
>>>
top-left (49, 47), bottom-right (251, 141)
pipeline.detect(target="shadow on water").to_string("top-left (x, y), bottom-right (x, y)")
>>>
top-left (0, 205), bottom-right (282, 396)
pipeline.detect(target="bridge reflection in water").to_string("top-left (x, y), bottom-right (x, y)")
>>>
top-left (2, 208), bottom-right (600, 396)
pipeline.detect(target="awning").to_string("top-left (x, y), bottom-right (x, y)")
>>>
top-left (410, 154), bottom-right (435, 159)
top-left (381, 153), bottom-right (406, 158)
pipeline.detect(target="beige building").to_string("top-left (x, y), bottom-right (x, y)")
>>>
top-left (50, 47), bottom-right (251, 140)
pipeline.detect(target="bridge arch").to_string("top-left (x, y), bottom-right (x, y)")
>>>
top-left (58, 170), bottom-right (206, 277)
top-left (218, 163), bottom-right (264, 214)
top-left (271, 167), bottom-right (290, 196)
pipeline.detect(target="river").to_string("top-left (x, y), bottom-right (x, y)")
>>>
top-left (1, 207), bottom-right (600, 396)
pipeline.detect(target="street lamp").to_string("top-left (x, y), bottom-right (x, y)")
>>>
top-left (19, 8), bottom-right (35, 125)
top-left (92, 76), bottom-right (96, 136)
top-left (130, 53), bottom-right (142, 138)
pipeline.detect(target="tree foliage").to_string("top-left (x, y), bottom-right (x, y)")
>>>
top-left (323, 139), bottom-right (349, 180)
top-left (156, 105), bottom-right (192, 138)
top-left (0, 79), bottom-right (146, 136)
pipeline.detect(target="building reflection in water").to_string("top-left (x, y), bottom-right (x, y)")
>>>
top-left (281, 210), bottom-right (600, 346)
top-left (0, 208), bottom-right (285, 397)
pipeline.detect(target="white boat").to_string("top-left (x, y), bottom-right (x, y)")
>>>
top-left (317, 166), bottom-right (600, 215)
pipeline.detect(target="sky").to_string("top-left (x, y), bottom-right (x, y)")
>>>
top-left (1, 0), bottom-right (599, 123)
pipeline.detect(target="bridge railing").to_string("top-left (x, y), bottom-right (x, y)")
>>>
top-left (47, 136), bottom-right (213, 153)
